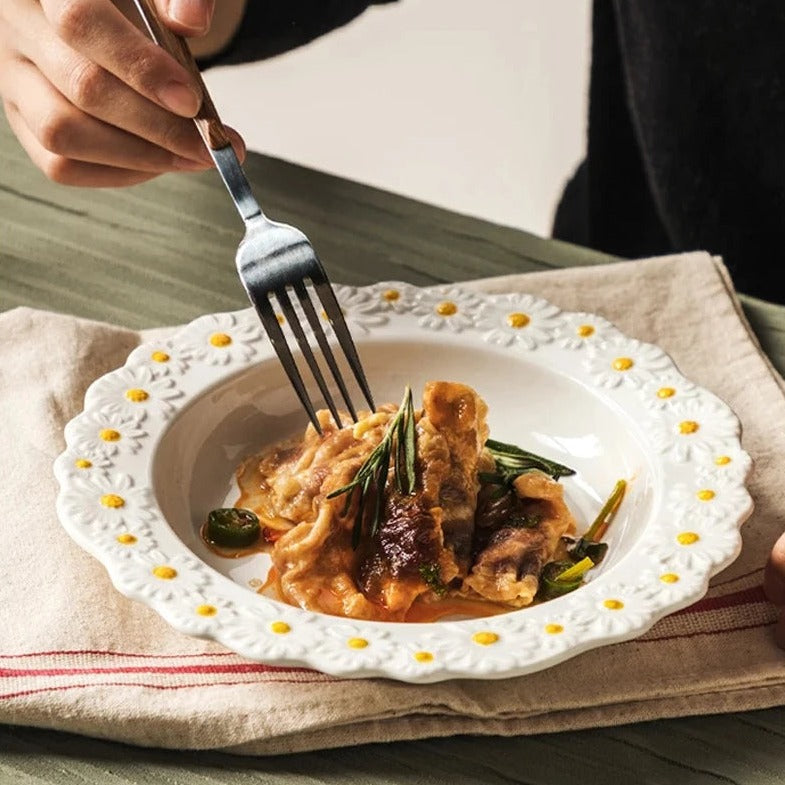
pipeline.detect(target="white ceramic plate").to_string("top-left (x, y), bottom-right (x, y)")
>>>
top-left (54, 282), bottom-right (753, 683)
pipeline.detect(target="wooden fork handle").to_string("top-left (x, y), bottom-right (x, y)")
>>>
top-left (132, 0), bottom-right (231, 150)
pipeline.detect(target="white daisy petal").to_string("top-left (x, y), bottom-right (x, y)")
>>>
top-left (411, 286), bottom-right (483, 333)
top-left (556, 311), bottom-right (622, 350)
top-left (179, 311), bottom-right (264, 366)
top-left (58, 472), bottom-right (156, 530)
top-left (85, 365), bottom-right (183, 420)
top-left (584, 337), bottom-right (674, 389)
top-left (477, 292), bottom-right (564, 351)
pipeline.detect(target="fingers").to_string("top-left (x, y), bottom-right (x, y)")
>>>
top-left (153, 0), bottom-right (216, 36)
top-left (39, 0), bottom-right (202, 116)
top-left (0, 0), bottom-right (245, 185)
top-left (763, 530), bottom-right (785, 648)
top-left (4, 100), bottom-right (160, 187)
top-left (13, 13), bottom-right (207, 164)
top-left (14, 3), bottom-right (245, 165)
top-left (0, 56), bottom-right (209, 173)
top-left (764, 531), bottom-right (785, 604)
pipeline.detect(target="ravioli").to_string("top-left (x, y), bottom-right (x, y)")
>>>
top-left (220, 381), bottom-right (581, 621)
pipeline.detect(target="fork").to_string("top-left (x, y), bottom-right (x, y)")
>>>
top-left (132, 0), bottom-right (375, 434)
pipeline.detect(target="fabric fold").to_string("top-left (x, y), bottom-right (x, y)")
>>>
top-left (1, 251), bottom-right (783, 755)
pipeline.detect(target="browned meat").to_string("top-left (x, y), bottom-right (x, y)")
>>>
top-left (270, 382), bottom-right (489, 620)
top-left (462, 469), bottom-right (576, 606)
top-left (357, 381), bottom-right (488, 613)
top-left (239, 380), bottom-right (579, 619)
top-left (421, 381), bottom-right (489, 573)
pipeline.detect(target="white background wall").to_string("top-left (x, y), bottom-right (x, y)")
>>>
top-left (204, 0), bottom-right (591, 237)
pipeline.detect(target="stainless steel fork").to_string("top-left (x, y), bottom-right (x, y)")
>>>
top-left (132, 0), bottom-right (375, 433)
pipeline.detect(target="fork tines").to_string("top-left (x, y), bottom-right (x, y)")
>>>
top-left (251, 278), bottom-right (375, 435)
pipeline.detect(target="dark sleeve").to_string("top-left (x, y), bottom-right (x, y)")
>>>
top-left (554, 0), bottom-right (785, 302)
top-left (199, 1), bottom-right (397, 68)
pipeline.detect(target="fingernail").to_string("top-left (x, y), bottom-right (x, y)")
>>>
top-left (168, 0), bottom-right (210, 33)
top-left (157, 81), bottom-right (201, 117)
top-left (226, 128), bottom-right (246, 162)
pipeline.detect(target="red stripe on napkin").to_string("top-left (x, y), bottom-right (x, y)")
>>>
top-left (0, 663), bottom-right (314, 678)
top-left (673, 585), bottom-right (770, 616)
top-left (1, 677), bottom-right (338, 701)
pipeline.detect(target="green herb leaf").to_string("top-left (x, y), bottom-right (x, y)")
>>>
top-left (402, 388), bottom-right (416, 494)
top-left (485, 438), bottom-right (576, 482)
top-left (536, 560), bottom-right (584, 601)
top-left (584, 478), bottom-right (627, 542)
top-left (419, 563), bottom-right (447, 596)
top-left (328, 386), bottom-right (418, 549)
top-left (565, 537), bottom-right (609, 564)
top-left (554, 555), bottom-right (594, 583)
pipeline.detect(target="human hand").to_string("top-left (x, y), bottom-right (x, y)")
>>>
top-left (0, 0), bottom-right (245, 187)
top-left (763, 531), bottom-right (785, 647)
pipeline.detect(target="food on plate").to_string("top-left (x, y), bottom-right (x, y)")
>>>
top-left (202, 381), bottom-right (625, 621)
top-left (204, 507), bottom-right (261, 548)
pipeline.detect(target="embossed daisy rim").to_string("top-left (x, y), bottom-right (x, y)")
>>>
top-left (54, 282), bottom-right (754, 683)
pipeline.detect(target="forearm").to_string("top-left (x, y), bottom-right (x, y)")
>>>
top-left (198, 0), bottom-right (396, 67)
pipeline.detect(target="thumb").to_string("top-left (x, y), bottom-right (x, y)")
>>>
top-left (764, 530), bottom-right (785, 607)
top-left (156, 0), bottom-right (215, 36)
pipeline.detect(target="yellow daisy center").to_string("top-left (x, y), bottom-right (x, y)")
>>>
top-left (151, 350), bottom-right (170, 363)
top-left (603, 599), bottom-right (624, 610)
top-left (506, 312), bottom-right (530, 329)
top-left (99, 429), bottom-right (121, 442)
top-left (74, 459), bottom-right (92, 469)
top-left (100, 494), bottom-right (124, 508)
top-left (660, 573), bottom-right (679, 584)
top-left (347, 637), bottom-right (369, 649)
top-left (115, 533), bottom-right (137, 545)
top-left (152, 566), bottom-right (177, 580)
top-left (125, 388), bottom-right (149, 403)
top-left (677, 531), bottom-right (700, 545)
top-left (435, 301), bottom-right (457, 316)
top-left (696, 489), bottom-right (716, 501)
top-left (472, 631), bottom-right (499, 646)
top-left (577, 324), bottom-right (595, 337)
top-left (679, 420), bottom-right (700, 434)
top-left (545, 623), bottom-right (563, 635)
top-left (196, 604), bottom-right (218, 617)
top-left (383, 288), bottom-right (400, 302)
top-left (209, 332), bottom-right (232, 347)
top-left (715, 455), bottom-right (732, 466)
top-left (413, 651), bottom-right (433, 662)
top-left (657, 387), bottom-right (676, 398)
top-left (270, 621), bottom-right (291, 634)
top-left (612, 357), bottom-right (634, 371)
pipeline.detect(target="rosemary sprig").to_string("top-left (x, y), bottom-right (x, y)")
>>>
top-left (327, 386), bottom-right (417, 549)
top-left (482, 438), bottom-right (576, 492)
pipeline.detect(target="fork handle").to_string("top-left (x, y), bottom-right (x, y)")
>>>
top-left (131, 0), bottom-right (230, 150)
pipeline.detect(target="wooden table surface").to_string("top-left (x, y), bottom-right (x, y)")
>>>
top-left (2, 113), bottom-right (785, 784)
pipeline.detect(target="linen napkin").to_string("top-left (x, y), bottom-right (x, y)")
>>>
top-left (1, 251), bottom-right (784, 756)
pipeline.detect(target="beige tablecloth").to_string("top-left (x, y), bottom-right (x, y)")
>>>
top-left (1, 251), bottom-right (783, 755)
